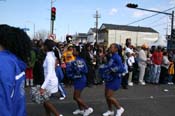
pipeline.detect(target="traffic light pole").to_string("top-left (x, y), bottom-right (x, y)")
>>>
top-left (126, 3), bottom-right (174, 49)
top-left (51, 20), bottom-right (54, 34)
top-left (134, 8), bottom-right (174, 39)
top-left (50, 0), bottom-right (55, 34)
top-left (134, 7), bottom-right (172, 15)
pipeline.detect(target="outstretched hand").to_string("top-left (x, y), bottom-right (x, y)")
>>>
top-left (40, 88), bottom-right (45, 95)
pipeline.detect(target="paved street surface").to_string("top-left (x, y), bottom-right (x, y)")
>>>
top-left (26, 84), bottom-right (175, 116)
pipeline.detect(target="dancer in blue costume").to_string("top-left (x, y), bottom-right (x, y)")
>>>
top-left (99, 43), bottom-right (125, 116)
top-left (67, 46), bottom-right (93, 116)
top-left (0, 24), bottom-right (32, 116)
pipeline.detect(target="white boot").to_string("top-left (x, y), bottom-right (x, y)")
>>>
top-left (26, 79), bottom-right (29, 86)
top-left (30, 79), bottom-right (33, 86)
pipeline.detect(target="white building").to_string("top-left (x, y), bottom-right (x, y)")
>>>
top-left (73, 33), bottom-right (88, 44)
top-left (87, 28), bottom-right (96, 43)
top-left (98, 23), bottom-right (159, 47)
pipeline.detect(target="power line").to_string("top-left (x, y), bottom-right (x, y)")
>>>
top-left (127, 6), bottom-right (175, 25)
top-left (151, 22), bottom-right (168, 28)
top-left (143, 16), bottom-right (167, 27)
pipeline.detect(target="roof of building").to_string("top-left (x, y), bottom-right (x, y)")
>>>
top-left (75, 33), bottom-right (88, 39)
top-left (77, 33), bottom-right (88, 37)
top-left (87, 28), bottom-right (97, 34)
top-left (100, 23), bottom-right (158, 33)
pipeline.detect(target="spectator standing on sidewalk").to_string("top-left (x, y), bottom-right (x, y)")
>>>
top-left (81, 43), bottom-right (96, 87)
top-left (151, 46), bottom-right (163, 84)
top-left (125, 51), bottom-right (135, 86)
top-left (168, 58), bottom-right (174, 84)
top-left (99, 43), bottom-right (125, 116)
top-left (0, 24), bottom-right (32, 116)
top-left (124, 39), bottom-right (135, 87)
top-left (25, 48), bottom-right (37, 87)
top-left (138, 44), bottom-right (148, 85)
top-left (159, 51), bottom-right (170, 84)
top-left (62, 44), bottom-right (75, 86)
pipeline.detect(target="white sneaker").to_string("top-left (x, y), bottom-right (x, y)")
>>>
top-left (168, 82), bottom-right (174, 85)
top-left (59, 96), bottom-right (66, 100)
top-left (59, 114), bottom-right (63, 116)
top-left (128, 82), bottom-right (133, 86)
top-left (102, 110), bottom-right (114, 116)
top-left (73, 109), bottom-right (84, 115)
top-left (116, 107), bottom-right (124, 116)
top-left (139, 81), bottom-right (146, 85)
top-left (83, 107), bottom-right (93, 116)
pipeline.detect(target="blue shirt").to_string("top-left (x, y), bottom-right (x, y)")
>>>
top-left (99, 53), bottom-right (125, 90)
top-left (0, 50), bottom-right (26, 116)
top-left (99, 53), bottom-right (125, 82)
top-left (66, 56), bottom-right (88, 90)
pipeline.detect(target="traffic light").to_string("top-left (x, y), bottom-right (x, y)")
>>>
top-left (51, 7), bottom-right (56, 20)
top-left (126, 3), bottom-right (138, 8)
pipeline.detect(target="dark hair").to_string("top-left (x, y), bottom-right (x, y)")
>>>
top-left (74, 46), bottom-right (80, 53)
top-left (0, 24), bottom-right (32, 63)
top-left (44, 39), bottom-right (60, 60)
top-left (125, 38), bottom-right (131, 47)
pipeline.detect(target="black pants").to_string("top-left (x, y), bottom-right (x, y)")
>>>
top-left (87, 65), bottom-right (95, 86)
top-left (159, 66), bottom-right (168, 84)
top-left (122, 73), bottom-right (129, 88)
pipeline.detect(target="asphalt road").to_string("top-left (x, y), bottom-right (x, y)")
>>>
top-left (26, 84), bottom-right (175, 116)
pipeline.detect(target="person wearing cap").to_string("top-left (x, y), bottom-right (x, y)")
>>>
top-left (62, 44), bottom-right (75, 63)
top-left (99, 43), bottom-right (125, 116)
top-left (138, 44), bottom-right (148, 85)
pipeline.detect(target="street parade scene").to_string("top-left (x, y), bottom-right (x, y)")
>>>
top-left (0, 0), bottom-right (175, 116)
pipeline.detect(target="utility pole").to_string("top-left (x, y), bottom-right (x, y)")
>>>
top-left (170, 11), bottom-right (174, 39)
top-left (93, 10), bottom-right (101, 43)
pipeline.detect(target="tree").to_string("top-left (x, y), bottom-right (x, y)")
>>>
top-left (34, 30), bottom-right (49, 41)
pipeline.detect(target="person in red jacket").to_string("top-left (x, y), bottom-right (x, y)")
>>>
top-left (151, 46), bottom-right (163, 84)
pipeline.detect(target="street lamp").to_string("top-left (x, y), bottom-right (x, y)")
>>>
top-left (126, 3), bottom-right (174, 49)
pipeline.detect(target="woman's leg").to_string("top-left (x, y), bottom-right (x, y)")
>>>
top-left (43, 101), bottom-right (60, 116)
top-left (105, 88), bottom-right (112, 110)
top-left (43, 102), bottom-right (51, 116)
top-left (105, 89), bottom-right (121, 109)
top-left (73, 89), bottom-right (89, 109)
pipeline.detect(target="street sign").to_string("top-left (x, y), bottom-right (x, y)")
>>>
top-left (48, 34), bottom-right (56, 40)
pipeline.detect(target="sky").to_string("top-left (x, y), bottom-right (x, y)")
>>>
top-left (0, 0), bottom-right (174, 41)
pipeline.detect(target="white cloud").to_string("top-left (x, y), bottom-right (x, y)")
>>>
top-left (133, 11), bottom-right (146, 17)
top-left (109, 8), bottom-right (118, 16)
top-left (169, 0), bottom-right (175, 4)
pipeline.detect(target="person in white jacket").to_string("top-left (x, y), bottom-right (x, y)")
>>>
top-left (40, 39), bottom-right (63, 116)
top-left (138, 44), bottom-right (148, 85)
